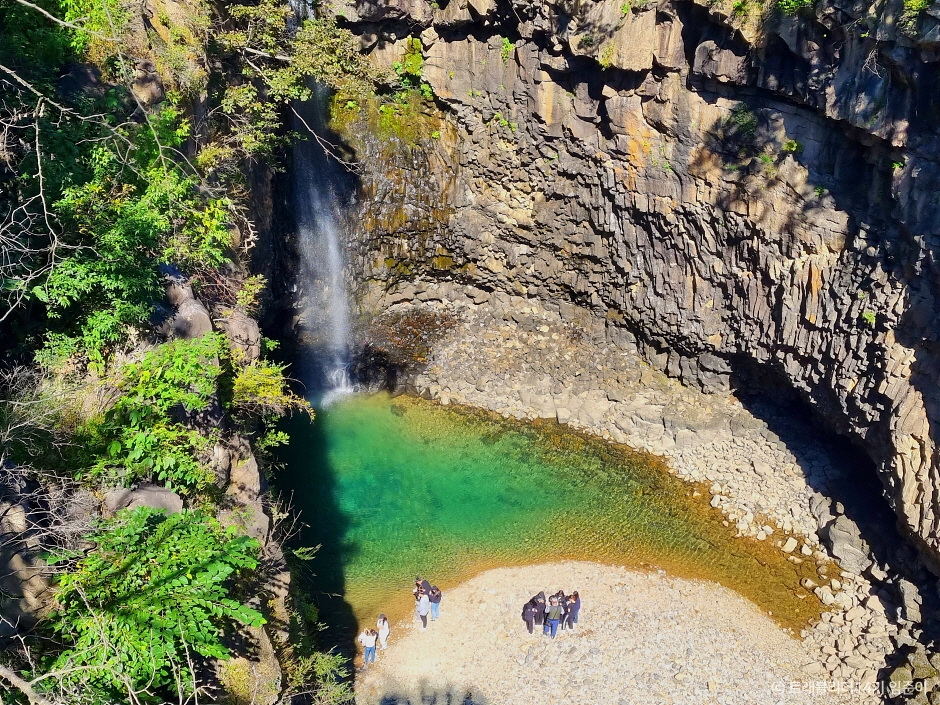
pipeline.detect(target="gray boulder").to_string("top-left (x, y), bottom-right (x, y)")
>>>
top-left (155, 266), bottom-right (214, 340)
top-left (131, 60), bottom-right (165, 107)
top-left (105, 484), bottom-right (184, 515)
top-left (898, 578), bottom-right (923, 623)
top-left (824, 514), bottom-right (873, 574)
top-left (216, 310), bottom-right (261, 362)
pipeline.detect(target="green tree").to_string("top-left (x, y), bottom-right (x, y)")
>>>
top-left (49, 507), bottom-right (263, 700)
top-left (79, 334), bottom-right (224, 492)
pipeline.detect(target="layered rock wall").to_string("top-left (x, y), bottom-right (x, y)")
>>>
top-left (332, 0), bottom-right (940, 567)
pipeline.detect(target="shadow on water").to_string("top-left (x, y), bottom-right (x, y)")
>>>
top-left (277, 410), bottom-right (359, 661)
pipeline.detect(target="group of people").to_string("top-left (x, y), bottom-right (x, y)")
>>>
top-left (357, 614), bottom-right (391, 666)
top-left (357, 581), bottom-right (580, 666)
top-left (522, 589), bottom-right (581, 638)
top-left (413, 575), bottom-right (443, 629)
top-left (356, 575), bottom-right (443, 668)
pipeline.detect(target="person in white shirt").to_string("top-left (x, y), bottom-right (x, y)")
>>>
top-left (377, 614), bottom-right (391, 649)
top-left (416, 588), bottom-right (431, 629)
top-left (357, 628), bottom-right (378, 664)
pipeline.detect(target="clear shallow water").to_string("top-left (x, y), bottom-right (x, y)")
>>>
top-left (278, 393), bottom-right (823, 637)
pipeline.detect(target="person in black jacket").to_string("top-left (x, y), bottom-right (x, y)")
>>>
top-left (565, 591), bottom-right (581, 629)
top-left (428, 585), bottom-right (442, 621)
top-left (521, 600), bottom-right (538, 634)
top-left (414, 576), bottom-right (431, 598)
top-left (531, 591), bottom-right (546, 627)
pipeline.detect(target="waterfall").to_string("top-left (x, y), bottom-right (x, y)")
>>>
top-left (292, 92), bottom-right (355, 404)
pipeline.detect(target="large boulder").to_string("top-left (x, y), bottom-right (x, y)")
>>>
top-left (824, 515), bottom-right (873, 574)
top-left (154, 266), bottom-right (214, 340)
top-left (131, 60), bottom-right (165, 107)
top-left (0, 500), bottom-right (51, 639)
top-left (216, 310), bottom-right (262, 363)
top-left (325, 0), bottom-right (433, 25)
top-left (104, 484), bottom-right (184, 515)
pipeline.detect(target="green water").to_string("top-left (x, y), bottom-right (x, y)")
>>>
top-left (278, 393), bottom-right (823, 635)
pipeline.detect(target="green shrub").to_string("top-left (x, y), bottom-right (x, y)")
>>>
top-left (234, 274), bottom-right (267, 314)
top-left (49, 507), bottom-right (263, 699)
top-left (393, 37), bottom-right (424, 87)
top-left (782, 139), bottom-right (802, 153)
top-left (902, 0), bottom-right (931, 27)
top-left (80, 335), bottom-right (224, 493)
top-left (728, 103), bottom-right (758, 139)
top-left (862, 310), bottom-right (876, 327)
top-left (501, 37), bottom-right (513, 62)
top-left (32, 106), bottom-right (232, 367)
top-left (732, 0), bottom-right (750, 16)
top-left (283, 652), bottom-right (353, 704)
top-left (231, 359), bottom-right (310, 418)
top-left (776, 0), bottom-right (814, 13)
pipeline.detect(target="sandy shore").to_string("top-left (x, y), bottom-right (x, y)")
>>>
top-left (354, 561), bottom-right (860, 705)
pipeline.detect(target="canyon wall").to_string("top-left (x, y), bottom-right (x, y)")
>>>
top-left (331, 0), bottom-right (940, 568)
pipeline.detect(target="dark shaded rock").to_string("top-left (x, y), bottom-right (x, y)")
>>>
top-left (56, 63), bottom-right (106, 102)
top-left (326, 0), bottom-right (432, 25)
top-left (693, 40), bottom-right (750, 84)
top-left (131, 60), bottom-right (165, 107)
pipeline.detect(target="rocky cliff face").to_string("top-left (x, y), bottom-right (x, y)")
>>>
top-left (327, 0), bottom-right (940, 568)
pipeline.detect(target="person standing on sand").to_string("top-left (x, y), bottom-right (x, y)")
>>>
top-left (565, 592), bottom-right (581, 629)
top-left (522, 599), bottom-right (538, 634)
top-left (414, 575), bottom-right (431, 598)
top-left (531, 591), bottom-right (546, 627)
top-left (377, 614), bottom-right (391, 649)
top-left (543, 596), bottom-right (564, 638)
top-left (429, 585), bottom-right (442, 620)
top-left (358, 628), bottom-right (378, 665)
top-left (555, 591), bottom-right (568, 630)
top-left (416, 588), bottom-right (431, 630)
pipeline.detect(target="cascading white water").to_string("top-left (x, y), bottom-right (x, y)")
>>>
top-left (292, 94), bottom-right (355, 404)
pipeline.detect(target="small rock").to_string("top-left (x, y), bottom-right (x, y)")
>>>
top-left (802, 662), bottom-right (827, 675)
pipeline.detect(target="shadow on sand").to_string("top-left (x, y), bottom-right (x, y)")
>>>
top-left (373, 684), bottom-right (487, 705)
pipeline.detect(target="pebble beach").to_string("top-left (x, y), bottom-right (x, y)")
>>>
top-left (355, 562), bottom-right (859, 705)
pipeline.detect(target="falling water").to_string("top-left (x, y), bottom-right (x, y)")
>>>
top-left (292, 92), bottom-right (355, 404)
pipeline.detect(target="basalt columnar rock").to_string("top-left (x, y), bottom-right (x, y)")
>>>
top-left (333, 0), bottom-right (940, 570)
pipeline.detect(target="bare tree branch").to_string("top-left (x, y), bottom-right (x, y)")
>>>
top-left (288, 105), bottom-right (360, 173)
top-left (0, 662), bottom-right (54, 705)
